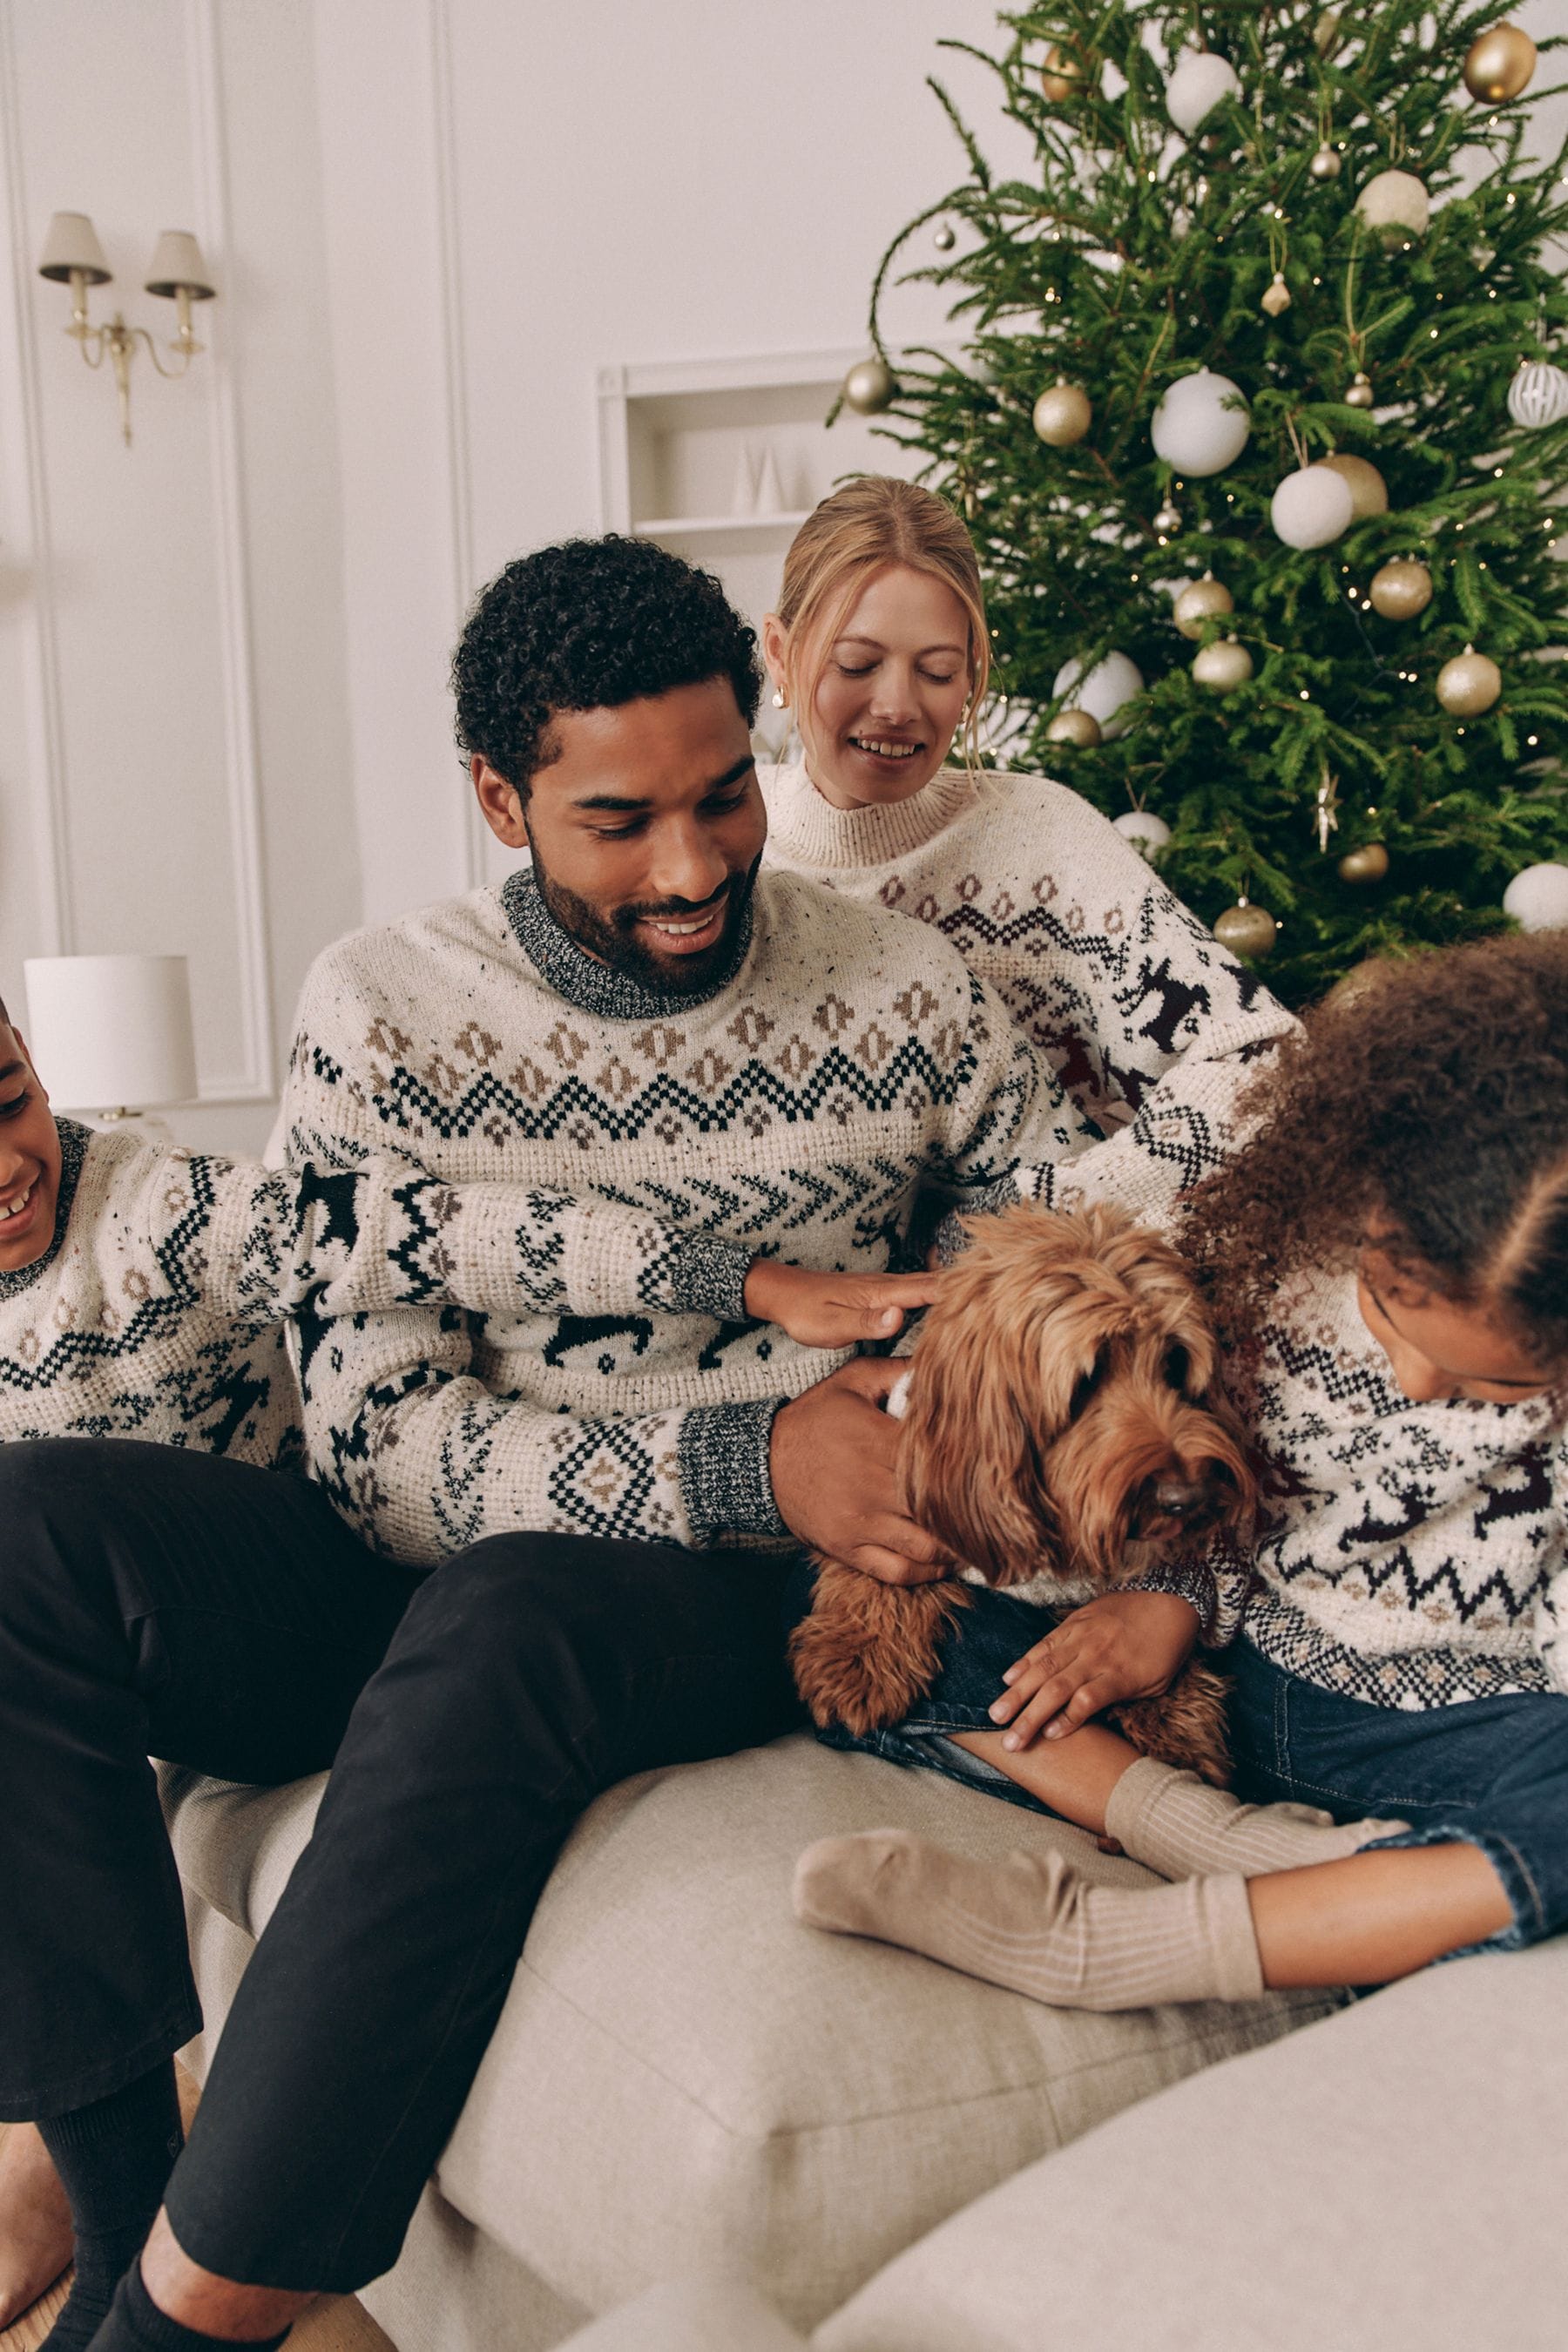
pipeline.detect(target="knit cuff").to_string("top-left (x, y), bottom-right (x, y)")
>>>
top-left (1118, 1559), bottom-right (1219, 1639)
top-left (677, 1398), bottom-right (789, 1545)
top-left (652, 1233), bottom-right (754, 1323)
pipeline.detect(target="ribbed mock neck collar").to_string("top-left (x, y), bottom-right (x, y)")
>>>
top-left (764, 760), bottom-right (979, 870)
top-left (0, 1117), bottom-right (90, 1298)
top-left (500, 867), bottom-right (754, 1021)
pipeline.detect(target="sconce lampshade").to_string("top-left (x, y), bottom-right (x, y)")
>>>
top-left (23, 954), bottom-right (198, 1112)
top-left (145, 229), bottom-right (215, 300)
top-left (37, 210), bottom-right (112, 285)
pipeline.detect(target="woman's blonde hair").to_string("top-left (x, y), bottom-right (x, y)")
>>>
top-left (774, 477), bottom-right (991, 772)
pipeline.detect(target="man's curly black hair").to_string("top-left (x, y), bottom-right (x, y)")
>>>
top-left (452, 535), bottom-right (763, 794)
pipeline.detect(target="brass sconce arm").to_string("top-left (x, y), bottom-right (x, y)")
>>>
top-left (40, 214), bottom-right (217, 446)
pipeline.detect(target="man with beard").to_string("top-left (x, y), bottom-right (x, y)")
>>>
top-left (78, 536), bottom-right (1103, 2349)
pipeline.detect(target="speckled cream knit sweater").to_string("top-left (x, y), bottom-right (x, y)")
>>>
top-left (0, 1118), bottom-right (770, 1468)
top-left (760, 760), bottom-right (1297, 1219)
top-left (283, 867), bottom-right (1096, 1565)
top-left (1197, 1266), bottom-right (1568, 1707)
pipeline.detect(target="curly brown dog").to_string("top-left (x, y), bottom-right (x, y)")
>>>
top-left (787, 1203), bottom-right (1256, 1786)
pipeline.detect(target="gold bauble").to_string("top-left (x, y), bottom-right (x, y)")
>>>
top-left (1337, 842), bottom-right (1389, 884)
top-left (1260, 272), bottom-right (1292, 318)
top-left (1321, 452), bottom-right (1389, 518)
top-left (1213, 900), bottom-right (1278, 960)
top-left (1343, 371), bottom-right (1375, 409)
top-left (1462, 24), bottom-right (1537, 105)
top-left (1040, 44), bottom-right (1087, 102)
top-left (1314, 10), bottom-right (1342, 55)
top-left (1309, 144), bottom-right (1343, 181)
top-left (842, 357), bottom-right (896, 415)
top-left (1173, 573), bottom-right (1234, 640)
top-left (1369, 558), bottom-right (1433, 620)
top-left (1031, 380), bottom-right (1092, 447)
top-left (1324, 956), bottom-right (1391, 1010)
top-left (1436, 645), bottom-right (1502, 717)
top-left (1044, 707), bottom-right (1102, 747)
top-left (1192, 635), bottom-right (1254, 692)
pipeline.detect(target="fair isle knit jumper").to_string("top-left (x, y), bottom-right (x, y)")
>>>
top-left (0, 1119), bottom-right (774, 1467)
top-left (283, 868), bottom-right (1096, 1566)
top-left (760, 761), bottom-right (1298, 1223)
top-left (1199, 1266), bottom-right (1568, 1708)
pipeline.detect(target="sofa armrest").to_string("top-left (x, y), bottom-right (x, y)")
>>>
top-left (552, 2277), bottom-right (805, 2351)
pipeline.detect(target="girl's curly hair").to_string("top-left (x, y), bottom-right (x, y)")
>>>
top-left (1180, 932), bottom-right (1568, 1373)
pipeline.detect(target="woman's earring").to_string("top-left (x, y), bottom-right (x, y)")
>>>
top-left (772, 689), bottom-right (787, 709)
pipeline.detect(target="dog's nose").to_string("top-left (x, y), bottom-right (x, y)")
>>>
top-left (1151, 1477), bottom-right (1206, 1517)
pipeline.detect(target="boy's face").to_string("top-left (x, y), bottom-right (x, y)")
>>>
top-left (0, 1024), bottom-right (63, 1273)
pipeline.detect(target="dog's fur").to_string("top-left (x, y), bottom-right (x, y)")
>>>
top-left (788, 1203), bottom-right (1257, 1787)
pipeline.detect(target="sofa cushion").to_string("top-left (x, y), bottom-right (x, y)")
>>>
top-left (815, 1939), bottom-right (1568, 2352)
top-left (165, 1736), bottom-right (1336, 2331)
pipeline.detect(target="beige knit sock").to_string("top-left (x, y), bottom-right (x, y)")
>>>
top-left (793, 1829), bottom-right (1264, 2010)
top-left (1104, 1755), bottom-right (1409, 1882)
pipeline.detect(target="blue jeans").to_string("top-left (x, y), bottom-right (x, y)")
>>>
top-left (795, 1571), bottom-right (1568, 1953)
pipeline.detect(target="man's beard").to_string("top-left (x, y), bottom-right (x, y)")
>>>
top-left (529, 848), bottom-right (761, 998)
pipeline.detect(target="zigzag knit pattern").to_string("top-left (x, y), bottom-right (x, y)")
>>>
top-left (283, 868), bottom-right (1096, 1566)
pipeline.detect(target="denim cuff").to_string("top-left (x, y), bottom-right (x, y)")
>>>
top-left (677, 1398), bottom-right (788, 1545)
top-left (1358, 1820), bottom-right (1540, 1955)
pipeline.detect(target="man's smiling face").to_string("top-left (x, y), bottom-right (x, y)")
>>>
top-left (474, 674), bottom-right (767, 997)
top-left (0, 1021), bottom-right (63, 1274)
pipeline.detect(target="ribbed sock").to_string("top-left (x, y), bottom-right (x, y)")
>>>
top-left (37, 2063), bottom-right (184, 2351)
top-left (86, 2260), bottom-right (290, 2349)
top-left (794, 1828), bottom-right (1266, 2009)
top-left (1105, 1755), bottom-right (1409, 1882)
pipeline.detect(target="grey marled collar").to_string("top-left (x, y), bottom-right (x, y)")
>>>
top-left (500, 867), bottom-right (754, 1021)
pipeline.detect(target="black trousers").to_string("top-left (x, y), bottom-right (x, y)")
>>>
top-left (0, 1439), bottom-right (801, 2290)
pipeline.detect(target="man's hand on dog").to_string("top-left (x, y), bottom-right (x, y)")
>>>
top-left (744, 1259), bottom-right (943, 1348)
top-left (987, 1590), bottom-right (1202, 1750)
top-left (770, 1357), bottom-right (950, 1586)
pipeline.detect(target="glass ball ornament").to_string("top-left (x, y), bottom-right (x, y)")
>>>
top-left (1173, 574), bottom-right (1234, 639)
top-left (1369, 558), bottom-right (1433, 619)
top-left (1337, 842), bottom-right (1389, 884)
top-left (1051, 651), bottom-right (1145, 740)
top-left (842, 357), bottom-right (896, 415)
top-left (1151, 368), bottom-right (1250, 476)
top-left (1308, 145), bottom-right (1343, 181)
top-left (1112, 810), bottom-right (1172, 857)
top-left (1044, 707), bottom-right (1102, 748)
top-left (1040, 44), bottom-right (1086, 102)
top-left (1436, 645), bottom-right (1502, 717)
top-left (1321, 453), bottom-right (1388, 517)
top-left (933, 222), bottom-right (956, 253)
top-left (1165, 48), bottom-right (1242, 136)
top-left (1213, 899), bottom-right (1278, 960)
top-left (1355, 169), bottom-right (1429, 244)
top-left (1032, 381), bottom-right (1092, 447)
top-left (1152, 501), bottom-right (1183, 537)
top-left (1506, 361), bottom-right (1568, 431)
top-left (1193, 635), bottom-right (1254, 692)
top-left (1271, 463), bottom-right (1355, 549)
top-left (1343, 371), bottom-right (1375, 409)
top-left (1503, 862), bottom-right (1568, 931)
top-left (1462, 23), bottom-right (1537, 105)
top-left (1260, 272), bottom-right (1292, 317)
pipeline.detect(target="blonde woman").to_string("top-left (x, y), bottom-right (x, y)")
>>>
top-left (759, 476), bottom-right (1296, 1227)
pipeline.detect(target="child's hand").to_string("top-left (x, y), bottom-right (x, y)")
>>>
top-left (986, 1590), bottom-right (1203, 1752)
top-left (743, 1259), bottom-right (943, 1348)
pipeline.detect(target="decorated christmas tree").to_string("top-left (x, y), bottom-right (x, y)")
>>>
top-left (841, 2), bottom-right (1568, 1003)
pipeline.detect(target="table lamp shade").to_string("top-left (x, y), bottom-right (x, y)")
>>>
top-left (22, 955), bottom-right (198, 1111)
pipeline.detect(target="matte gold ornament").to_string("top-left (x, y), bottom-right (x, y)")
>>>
top-left (1173, 573), bottom-right (1234, 640)
top-left (1343, 371), bottom-right (1375, 409)
top-left (1462, 24), bottom-right (1537, 105)
top-left (1260, 272), bottom-right (1292, 317)
top-left (1369, 558), bottom-right (1433, 619)
top-left (1152, 501), bottom-right (1182, 537)
top-left (1338, 841), bottom-right (1389, 884)
top-left (1321, 452), bottom-right (1389, 517)
top-left (1213, 899), bottom-right (1278, 960)
top-left (1040, 44), bottom-right (1087, 102)
top-left (1193, 635), bottom-right (1254, 692)
top-left (842, 357), bottom-right (896, 415)
top-left (1314, 11), bottom-right (1343, 56)
top-left (1032, 380), bottom-right (1092, 447)
top-left (933, 222), bottom-right (956, 252)
top-left (1309, 144), bottom-right (1343, 182)
top-left (1044, 707), bottom-right (1102, 747)
top-left (1436, 644), bottom-right (1502, 717)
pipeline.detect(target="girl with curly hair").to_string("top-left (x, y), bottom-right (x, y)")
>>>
top-left (795, 933), bottom-right (1568, 2008)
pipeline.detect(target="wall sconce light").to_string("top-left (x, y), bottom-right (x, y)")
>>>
top-left (37, 211), bottom-right (217, 447)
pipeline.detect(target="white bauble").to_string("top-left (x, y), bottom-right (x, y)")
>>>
top-left (1503, 863), bottom-right (1568, 931)
top-left (1354, 169), bottom-right (1429, 242)
top-left (1507, 361), bottom-right (1568, 432)
top-left (1113, 810), bottom-right (1172, 856)
top-left (1165, 49), bottom-right (1241, 135)
top-left (1150, 368), bottom-right (1251, 476)
top-left (1271, 463), bottom-right (1355, 550)
top-left (1052, 651), bottom-right (1146, 739)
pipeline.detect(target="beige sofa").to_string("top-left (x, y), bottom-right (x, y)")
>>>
top-left (163, 1736), bottom-right (1331, 2346)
